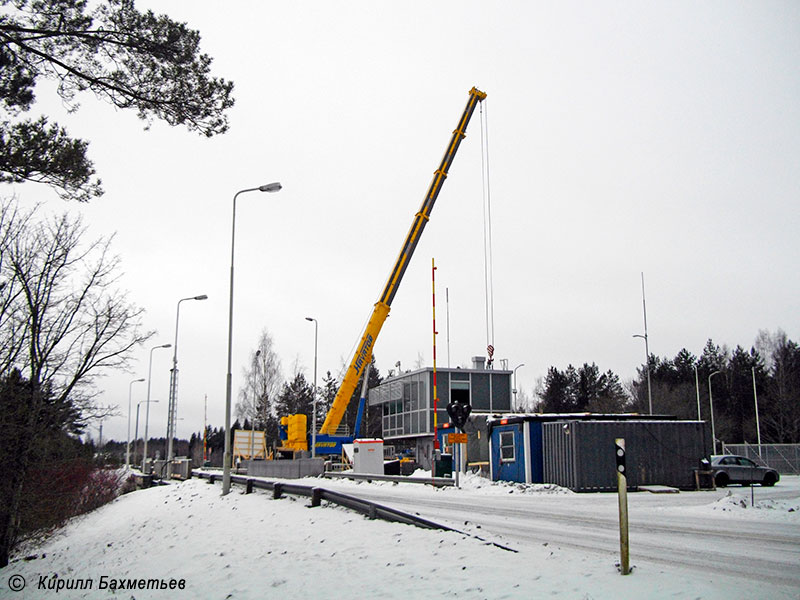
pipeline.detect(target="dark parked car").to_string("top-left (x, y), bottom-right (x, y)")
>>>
top-left (711, 455), bottom-right (780, 487)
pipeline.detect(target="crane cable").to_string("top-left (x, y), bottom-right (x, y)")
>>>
top-left (480, 99), bottom-right (496, 365)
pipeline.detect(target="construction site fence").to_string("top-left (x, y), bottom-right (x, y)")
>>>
top-left (721, 443), bottom-right (800, 475)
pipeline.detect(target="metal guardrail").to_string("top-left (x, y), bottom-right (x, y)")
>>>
top-left (323, 472), bottom-right (455, 487)
top-left (192, 470), bottom-right (516, 552)
top-left (194, 470), bottom-right (446, 529)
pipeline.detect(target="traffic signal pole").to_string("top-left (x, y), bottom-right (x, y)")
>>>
top-left (615, 438), bottom-right (630, 575)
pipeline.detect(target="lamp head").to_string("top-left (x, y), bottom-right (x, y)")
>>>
top-left (194, 295), bottom-right (208, 301)
top-left (259, 182), bottom-right (282, 193)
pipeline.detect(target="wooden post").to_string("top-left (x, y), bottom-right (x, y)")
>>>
top-left (615, 438), bottom-right (630, 575)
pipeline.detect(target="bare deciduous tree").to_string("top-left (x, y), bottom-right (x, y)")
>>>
top-left (235, 329), bottom-right (282, 444)
top-left (0, 199), bottom-right (151, 566)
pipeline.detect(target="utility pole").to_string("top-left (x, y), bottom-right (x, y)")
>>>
top-left (203, 394), bottom-right (208, 463)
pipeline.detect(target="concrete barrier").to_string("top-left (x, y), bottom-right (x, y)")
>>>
top-left (245, 458), bottom-right (324, 479)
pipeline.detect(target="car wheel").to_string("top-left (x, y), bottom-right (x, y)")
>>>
top-left (762, 472), bottom-right (777, 487)
top-left (715, 472), bottom-right (729, 487)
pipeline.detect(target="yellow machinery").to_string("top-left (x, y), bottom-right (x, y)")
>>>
top-left (279, 414), bottom-right (308, 452)
top-left (316, 87), bottom-right (487, 446)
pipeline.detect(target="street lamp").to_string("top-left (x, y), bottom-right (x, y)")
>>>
top-left (708, 370), bottom-right (722, 454)
top-left (632, 334), bottom-right (652, 414)
top-left (126, 378), bottom-right (145, 468)
top-left (143, 343), bottom-right (171, 471)
top-left (512, 363), bottom-right (525, 411)
top-left (693, 364), bottom-right (701, 421)
top-left (752, 366), bottom-right (762, 456)
top-left (306, 317), bottom-right (318, 457)
top-left (223, 182), bottom-right (282, 495)
top-left (166, 294), bottom-right (208, 463)
top-left (248, 349), bottom-right (261, 459)
top-left (135, 399), bottom-right (159, 469)
top-left (633, 272), bottom-right (653, 414)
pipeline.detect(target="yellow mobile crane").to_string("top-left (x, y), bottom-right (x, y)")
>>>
top-left (306, 87), bottom-right (486, 455)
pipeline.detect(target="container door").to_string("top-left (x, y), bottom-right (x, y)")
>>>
top-left (491, 424), bottom-right (525, 482)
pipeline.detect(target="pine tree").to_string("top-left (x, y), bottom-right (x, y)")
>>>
top-left (764, 337), bottom-right (800, 442)
top-left (274, 373), bottom-right (314, 422)
top-left (0, 0), bottom-right (234, 202)
top-left (318, 370), bottom-right (338, 422)
top-left (539, 365), bottom-right (578, 413)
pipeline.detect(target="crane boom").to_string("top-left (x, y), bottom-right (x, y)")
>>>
top-left (319, 87), bottom-right (486, 435)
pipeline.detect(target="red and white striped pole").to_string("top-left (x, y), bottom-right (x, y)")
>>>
top-left (432, 258), bottom-right (439, 454)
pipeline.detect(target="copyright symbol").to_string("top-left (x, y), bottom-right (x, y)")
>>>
top-left (8, 574), bottom-right (26, 591)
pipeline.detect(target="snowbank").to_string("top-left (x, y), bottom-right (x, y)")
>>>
top-left (4, 475), bottom-right (799, 599)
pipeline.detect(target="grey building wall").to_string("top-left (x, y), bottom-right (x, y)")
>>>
top-left (369, 366), bottom-right (512, 468)
top-left (542, 420), bottom-right (709, 491)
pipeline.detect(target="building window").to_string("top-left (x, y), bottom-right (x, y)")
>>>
top-left (500, 430), bottom-right (515, 463)
top-left (450, 380), bottom-right (470, 406)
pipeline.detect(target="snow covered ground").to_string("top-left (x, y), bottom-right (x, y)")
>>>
top-left (3, 472), bottom-right (799, 599)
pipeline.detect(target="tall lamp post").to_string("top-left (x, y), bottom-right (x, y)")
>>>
top-left (708, 370), bottom-right (722, 454)
top-left (248, 349), bottom-right (261, 459)
top-left (166, 295), bottom-right (208, 463)
top-left (126, 378), bottom-right (145, 468)
top-left (143, 343), bottom-right (171, 471)
top-left (135, 399), bottom-right (159, 468)
top-left (223, 182), bottom-right (282, 496)
top-left (512, 363), bottom-right (525, 411)
top-left (752, 367), bottom-right (762, 456)
top-left (633, 272), bottom-right (653, 414)
top-left (632, 333), bottom-right (652, 414)
top-left (305, 317), bottom-right (318, 457)
top-left (693, 364), bottom-right (701, 421)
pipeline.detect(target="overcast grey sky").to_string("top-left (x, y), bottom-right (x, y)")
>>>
top-left (13, 1), bottom-right (799, 444)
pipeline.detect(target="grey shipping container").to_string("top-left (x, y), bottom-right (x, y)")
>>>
top-left (542, 420), bottom-right (710, 492)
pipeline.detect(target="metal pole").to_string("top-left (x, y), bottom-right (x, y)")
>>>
top-left (633, 332), bottom-right (652, 414)
top-left (167, 295), bottom-right (207, 463)
top-left (455, 437), bottom-right (460, 489)
top-left (249, 349), bottom-right (260, 460)
top-left (693, 365), bottom-right (701, 421)
top-left (512, 363), bottom-right (525, 411)
top-left (166, 301), bottom-right (182, 464)
top-left (223, 183), bottom-right (281, 496)
top-left (752, 367), bottom-right (762, 456)
top-left (431, 259), bottom-right (439, 454)
top-left (640, 272), bottom-right (652, 414)
top-left (223, 190), bottom-right (245, 494)
top-left (134, 403), bottom-right (141, 467)
top-left (306, 317), bottom-right (318, 457)
top-left (445, 287), bottom-right (451, 369)
top-left (709, 371), bottom-right (721, 455)
top-left (144, 343), bottom-right (171, 471)
top-left (139, 399), bottom-right (159, 470)
top-left (126, 378), bottom-right (144, 468)
top-left (615, 438), bottom-right (630, 575)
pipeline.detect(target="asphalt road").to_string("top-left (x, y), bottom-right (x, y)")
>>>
top-left (325, 481), bottom-right (800, 589)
